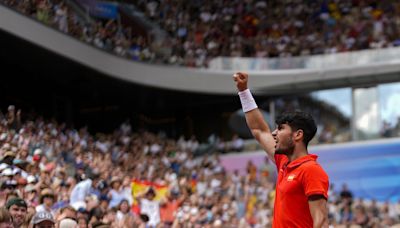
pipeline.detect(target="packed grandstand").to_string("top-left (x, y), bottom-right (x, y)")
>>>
top-left (1, 0), bottom-right (400, 227)
top-left (0, 106), bottom-right (399, 227)
top-left (2, 0), bottom-right (400, 67)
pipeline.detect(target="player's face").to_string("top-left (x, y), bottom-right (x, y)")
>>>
top-left (272, 123), bottom-right (295, 155)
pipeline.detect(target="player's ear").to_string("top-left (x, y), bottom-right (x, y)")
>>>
top-left (294, 129), bottom-right (303, 141)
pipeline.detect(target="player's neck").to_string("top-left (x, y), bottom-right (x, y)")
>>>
top-left (287, 147), bottom-right (308, 162)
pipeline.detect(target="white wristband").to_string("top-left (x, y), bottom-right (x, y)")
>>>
top-left (238, 89), bottom-right (258, 113)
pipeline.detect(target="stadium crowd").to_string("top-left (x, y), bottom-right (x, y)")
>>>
top-left (137, 0), bottom-right (400, 67)
top-left (1, 0), bottom-right (156, 63)
top-left (0, 105), bottom-right (400, 228)
top-left (2, 0), bottom-right (400, 67)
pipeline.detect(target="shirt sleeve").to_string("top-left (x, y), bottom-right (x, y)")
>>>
top-left (302, 163), bottom-right (329, 199)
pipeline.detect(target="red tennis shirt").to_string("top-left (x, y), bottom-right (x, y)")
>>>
top-left (273, 154), bottom-right (329, 228)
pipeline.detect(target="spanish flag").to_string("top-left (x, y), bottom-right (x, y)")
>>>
top-left (131, 180), bottom-right (168, 214)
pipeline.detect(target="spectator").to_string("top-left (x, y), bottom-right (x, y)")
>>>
top-left (24, 184), bottom-right (39, 208)
top-left (107, 177), bottom-right (125, 209)
top-left (229, 134), bottom-right (244, 152)
top-left (159, 189), bottom-right (186, 226)
top-left (319, 124), bottom-right (334, 143)
top-left (136, 188), bottom-right (160, 227)
top-left (3, 192), bottom-right (19, 208)
top-left (69, 171), bottom-right (100, 209)
top-left (186, 135), bottom-right (199, 153)
top-left (115, 199), bottom-right (132, 222)
top-left (246, 160), bottom-right (257, 183)
top-left (340, 203), bottom-right (353, 225)
top-left (380, 120), bottom-right (392, 137)
top-left (0, 207), bottom-right (13, 228)
top-left (31, 211), bottom-right (55, 228)
top-left (259, 157), bottom-right (276, 183)
top-left (54, 2), bottom-right (68, 33)
top-left (56, 205), bottom-right (77, 222)
top-left (6, 197), bottom-right (27, 227)
top-left (340, 183), bottom-right (354, 206)
top-left (77, 216), bottom-right (89, 228)
top-left (135, 214), bottom-right (149, 228)
top-left (216, 136), bottom-right (228, 153)
top-left (120, 176), bottom-right (133, 205)
top-left (36, 0), bottom-right (51, 25)
top-left (353, 205), bottom-right (369, 226)
top-left (5, 105), bottom-right (21, 131)
top-left (36, 188), bottom-right (56, 215)
top-left (100, 207), bottom-right (117, 226)
top-left (59, 218), bottom-right (78, 228)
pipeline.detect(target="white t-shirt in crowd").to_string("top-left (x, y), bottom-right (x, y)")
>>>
top-left (70, 179), bottom-right (92, 205)
top-left (140, 198), bottom-right (160, 227)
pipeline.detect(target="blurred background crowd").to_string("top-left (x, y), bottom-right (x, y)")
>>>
top-left (1, 106), bottom-right (400, 227)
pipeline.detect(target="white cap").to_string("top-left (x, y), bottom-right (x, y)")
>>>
top-left (25, 184), bottom-right (36, 192)
top-left (59, 218), bottom-right (77, 228)
top-left (12, 167), bottom-right (21, 175)
top-left (0, 163), bottom-right (8, 171)
top-left (169, 173), bottom-right (177, 181)
top-left (1, 168), bottom-right (13, 176)
top-left (190, 207), bottom-right (198, 215)
top-left (176, 211), bottom-right (183, 218)
top-left (213, 219), bottom-right (222, 226)
top-left (0, 133), bottom-right (7, 141)
top-left (27, 175), bottom-right (37, 183)
top-left (34, 149), bottom-right (42, 155)
top-left (2, 143), bottom-right (10, 149)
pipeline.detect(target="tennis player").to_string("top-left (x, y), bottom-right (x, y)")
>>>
top-left (233, 72), bottom-right (329, 228)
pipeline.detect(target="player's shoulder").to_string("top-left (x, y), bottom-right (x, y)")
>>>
top-left (302, 159), bottom-right (324, 169)
top-left (301, 161), bottom-right (328, 177)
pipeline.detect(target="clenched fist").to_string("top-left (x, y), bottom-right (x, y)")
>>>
top-left (233, 72), bottom-right (249, 92)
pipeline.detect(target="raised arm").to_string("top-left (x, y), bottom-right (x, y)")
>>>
top-left (233, 72), bottom-right (276, 162)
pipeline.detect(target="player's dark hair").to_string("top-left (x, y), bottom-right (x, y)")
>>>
top-left (275, 111), bottom-right (317, 147)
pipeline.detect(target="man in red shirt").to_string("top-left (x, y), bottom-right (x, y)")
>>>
top-left (233, 72), bottom-right (329, 228)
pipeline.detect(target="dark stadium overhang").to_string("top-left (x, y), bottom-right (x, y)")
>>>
top-left (2, 4), bottom-right (400, 95)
